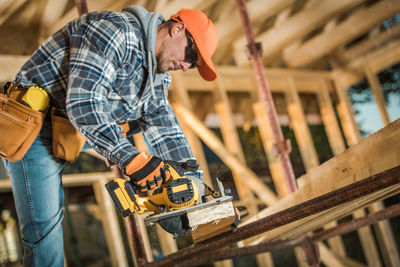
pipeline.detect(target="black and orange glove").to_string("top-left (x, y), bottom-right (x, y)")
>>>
top-left (125, 152), bottom-right (171, 192)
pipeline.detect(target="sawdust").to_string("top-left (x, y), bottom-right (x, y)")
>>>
top-left (187, 201), bottom-right (234, 227)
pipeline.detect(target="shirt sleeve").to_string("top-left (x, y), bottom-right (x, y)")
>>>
top-left (66, 19), bottom-right (138, 170)
top-left (138, 79), bottom-right (204, 180)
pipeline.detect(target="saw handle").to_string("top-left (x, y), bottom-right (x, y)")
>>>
top-left (164, 159), bottom-right (199, 176)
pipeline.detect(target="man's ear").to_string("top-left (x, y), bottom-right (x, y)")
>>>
top-left (169, 22), bottom-right (186, 37)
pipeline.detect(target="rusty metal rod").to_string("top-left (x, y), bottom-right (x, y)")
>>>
top-left (235, 0), bottom-right (318, 265)
top-left (74, 0), bottom-right (88, 16)
top-left (311, 202), bottom-right (400, 243)
top-left (146, 165), bottom-right (400, 267)
top-left (235, 0), bottom-right (297, 192)
top-left (171, 203), bottom-right (400, 266)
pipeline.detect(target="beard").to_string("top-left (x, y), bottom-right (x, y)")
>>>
top-left (156, 52), bottom-right (170, 74)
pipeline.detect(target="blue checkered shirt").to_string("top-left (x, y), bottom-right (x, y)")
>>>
top-left (15, 11), bottom-right (202, 178)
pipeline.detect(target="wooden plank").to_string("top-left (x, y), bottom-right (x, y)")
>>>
top-left (316, 79), bottom-right (347, 257)
top-left (286, 0), bottom-right (400, 67)
top-left (171, 72), bottom-right (212, 186)
top-left (173, 67), bottom-right (331, 94)
top-left (336, 23), bottom-right (400, 65)
top-left (369, 202), bottom-right (400, 267)
top-left (353, 208), bottom-right (382, 267)
top-left (93, 179), bottom-right (128, 267)
top-left (333, 76), bottom-right (362, 146)
top-left (285, 77), bottom-right (319, 171)
top-left (39, 0), bottom-right (69, 41)
top-left (364, 64), bottom-right (391, 126)
top-left (217, 0), bottom-right (293, 48)
top-left (0, 0), bottom-right (27, 26)
top-left (346, 40), bottom-right (400, 74)
top-left (189, 201), bottom-right (235, 243)
top-left (252, 101), bottom-right (288, 197)
top-left (156, 225), bottom-right (178, 256)
top-left (213, 77), bottom-right (258, 216)
top-left (245, 180), bottom-right (400, 247)
top-left (0, 55), bottom-right (29, 82)
top-left (318, 243), bottom-right (346, 267)
top-left (332, 70), bottom-right (399, 266)
top-left (173, 103), bottom-right (278, 206)
top-left (136, 213), bottom-right (153, 262)
top-left (233, 0), bottom-right (365, 65)
top-left (323, 221), bottom-right (346, 258)
top-left (317, 79), bottom-right (346, 156)
top-left (155, 0), bottom-right (214, 18)
top-left (243, 118), bottom-right (400, 233)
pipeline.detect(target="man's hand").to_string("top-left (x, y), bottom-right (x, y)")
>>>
top-left (125, 152), bottom-right (171, 192)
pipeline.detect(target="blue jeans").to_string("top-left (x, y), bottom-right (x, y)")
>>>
top-left (3, 122), bottom-right (66, 266)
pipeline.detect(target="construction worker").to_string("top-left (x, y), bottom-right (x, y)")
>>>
top-left (1, 6), bottom-right (218, 266)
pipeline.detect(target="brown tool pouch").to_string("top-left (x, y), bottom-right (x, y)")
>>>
top-left (51, 108), bottom-right (86, 162)
top-left (0, 88), bottom-right (45, 162)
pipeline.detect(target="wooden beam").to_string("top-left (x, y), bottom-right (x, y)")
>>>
top-left (0, 0), bottom-right (27, 26)
top-left (332, 68), bottom-right (399, 267)
top-left (316, 79), bottom-right (346, 156)
top-left (173, 103), bottom-right (278, 206)
top-left (217, 0), bottom-right (293, 48)
top-left (0, 55), bottom-right (29, 82)
top-left (364, 64), bottom-right (391, 126)
top-left (285, 0), bottom-right (400, 67)
top-left (40, 0), bottom-right (70, 41)
top-left (233, 0), bottom-right (365, 65)
top-left (346, 40), bottom-right (400, 74)
top-left (171, 72), bottom-right (212, 186)
top-left (213, 77), bottom-right (258, 216)
top-left (173, 66), bottom-right (331, 95)
top-left (336, 22), bottom-right (400, 65)
top-left (285, 77), bottom-right (319, 171)
top-left (93, 179), bottom-right (129, 267)
top-left (155, 0), bottom-right (215, 19)
top-left (368, 202), bottom-right (400, 267)
top-left (243, 118), bottom-right (400, 242)
top-left (332, 73), bottom-right (362, 146)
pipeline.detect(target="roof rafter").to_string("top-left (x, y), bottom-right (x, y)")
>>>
top-left (233, 0), bottom-right (366, 66)
top-left (285, 0), bottom-right (400, 68)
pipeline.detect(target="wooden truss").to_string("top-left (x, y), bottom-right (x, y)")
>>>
top-left (0, 0), bottom-right (399, 266)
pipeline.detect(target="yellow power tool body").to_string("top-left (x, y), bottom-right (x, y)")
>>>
top-left (105, 160), bottom-right (242, 238)
top-left (106, 162), bottom-right (207, 217)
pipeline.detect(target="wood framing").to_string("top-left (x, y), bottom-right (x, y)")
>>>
top-left (1, 0), bottom-right (400, 266)
top-left (285, 0), bottom-right (400, 67)
top-left (243, 118), bottom-right (400, 240)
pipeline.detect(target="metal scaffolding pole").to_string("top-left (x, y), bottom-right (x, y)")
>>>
top-left (234, 0), bottom-right (319, 265)
top-left (72, 1), bottom-right (147, 266)
top-left (234, 0), bottom-right (297, 192)
top-left (146, 165), bottom-right (400, 267)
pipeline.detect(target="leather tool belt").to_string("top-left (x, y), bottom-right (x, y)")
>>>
top-left (0, 82), bottom-right (86, 162)
top-left (0, 82), bottom-right (45, 161)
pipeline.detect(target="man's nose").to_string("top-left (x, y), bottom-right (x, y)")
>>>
top-left (180, 61), bottom-right (192, 71)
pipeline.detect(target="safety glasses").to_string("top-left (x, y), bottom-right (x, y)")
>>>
top-left (184, 30), bottom-right (198, 69)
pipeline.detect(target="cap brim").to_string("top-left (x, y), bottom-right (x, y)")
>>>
top-left (193, 38), bottom-right (217, 81)
top-left (198, 55), bottom-right (217, 81)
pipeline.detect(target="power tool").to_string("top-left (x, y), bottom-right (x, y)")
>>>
top-left (105, 160), bottom-right (240, 237)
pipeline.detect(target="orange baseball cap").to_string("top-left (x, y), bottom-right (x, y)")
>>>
top-left (171, 9), bottom-right (219, 81)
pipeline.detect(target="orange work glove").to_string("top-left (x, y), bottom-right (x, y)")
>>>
top-left (125, 152), bottom-right (171, 192)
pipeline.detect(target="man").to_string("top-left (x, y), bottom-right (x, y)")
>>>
top-left (2, 6), bottom-right (218, 266)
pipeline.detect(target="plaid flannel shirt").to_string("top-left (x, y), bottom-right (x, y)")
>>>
top-left (15, 11), bottom-right (202, 179)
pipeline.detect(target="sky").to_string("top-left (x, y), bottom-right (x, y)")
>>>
top-left (354, 93), bottom-right (400, 137)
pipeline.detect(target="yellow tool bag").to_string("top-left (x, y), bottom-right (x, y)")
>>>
top-left (0, 84), bottom-right (45, 162)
